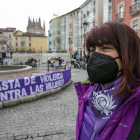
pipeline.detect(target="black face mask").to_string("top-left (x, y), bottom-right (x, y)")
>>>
top-left (87, 52), bottom-right (122, 84)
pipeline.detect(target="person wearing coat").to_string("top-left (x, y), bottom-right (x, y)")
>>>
top-left (75, 22), bottom-right (140, 140)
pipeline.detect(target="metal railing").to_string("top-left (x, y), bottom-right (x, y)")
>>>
top-left (69, 32), bottom-right (72, 36)
top-left (69, 24), bottom-right (72, 28)
top-left (115, 12), bottom-right (124, 22)
top-left (129, 3), bottom-right (140, 15)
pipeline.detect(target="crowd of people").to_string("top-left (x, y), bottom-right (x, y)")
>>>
top-left (49, 57), bottom-right (64, 66)
top-left (27, 58), bottom-right (37, 63)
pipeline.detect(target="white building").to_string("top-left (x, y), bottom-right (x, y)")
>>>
top-left (77, 0), bottom-right (103, 57)
top-left (103, 0), bottom-right (112, 23)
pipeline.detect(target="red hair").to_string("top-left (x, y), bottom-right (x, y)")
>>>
top-left (86, 22), bottom-right (140, 99)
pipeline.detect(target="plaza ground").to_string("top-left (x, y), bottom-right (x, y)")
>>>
top-left (0, 67), bottom-right (87, 140)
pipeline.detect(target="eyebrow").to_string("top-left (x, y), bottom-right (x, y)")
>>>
top-left (103, 44), bottom-right (114, 47)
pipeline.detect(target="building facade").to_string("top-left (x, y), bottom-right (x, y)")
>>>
top-left (61, 15), bottom-right (67, 51)
top-left (78, 0), bottom-right (103, 58)
top-left (48, 20), bottom-right (53, 52)
top-left (48, 14), bottom-right (68, 53)
top-left (27, 17), bottom-right (46, 35)
top-left (47, 0), bottom-right (103, 58)
top-left (112, 0), bottom-right (140, 36)
top-left (52, 17), bottom-right (61, 51)
top-left (0, 31), bottom-right (8, 58)
top-left (0, 28), bottom-right (16, 57)
top-left (13, 30), bottom-right (47, 53)
top-left (67, 8), bottom-right (79, 58)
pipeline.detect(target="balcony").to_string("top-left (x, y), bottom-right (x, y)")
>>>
top-left (83, 14), bottom-right (86, 18)
top-left (1, 46), bottom-right (6, 51)
top-left (57, 30), bottom-right (60, 34)
top-left (49, 41), bottom-right (52, 45)
top-left (69, 32), bottom-right (72, 36)
top-left (69, 24), bottom-right (72, 28)
top-left (49, 33), bottom-right (52, 36)
top-left (56, 50), bottom-right (67, 53)
top-left (129, 3), bottom-right (140, 16)
top-left (0, 34), bottom-right (8, 43)
top-left (115, 12), bottom-right (124, 22)
top-left (20, 48), bottom-right (25, 52)
top-left (20, 41), bottom-right (25, 47)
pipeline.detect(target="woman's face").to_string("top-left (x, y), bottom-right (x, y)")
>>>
top-left (98, 97), bottom-right (106, 107)
top-left (89, 44), bottom-right (122, 79)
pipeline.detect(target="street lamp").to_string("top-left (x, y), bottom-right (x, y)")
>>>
top-left (69, 37), bottom-right (72, 49)
top-left (69, 37), bottom-right (72, 58)
top-left (83, 21), bottom-right (88, 70)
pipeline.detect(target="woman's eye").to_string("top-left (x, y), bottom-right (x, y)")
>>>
top-left (103, 47), bottom-right (111, 50)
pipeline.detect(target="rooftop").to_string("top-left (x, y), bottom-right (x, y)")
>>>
top-left (0, 28), bottom-right (16, 32)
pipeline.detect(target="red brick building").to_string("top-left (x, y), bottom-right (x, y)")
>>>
top-left (112, 0), bottom-right (140, 36)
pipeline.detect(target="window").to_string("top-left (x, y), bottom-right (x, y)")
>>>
top-left (9, 34), bottom-right (11, 39)
top-left (104, 0), bottom-right (111, 4)
top-left (21, 41), bottom-right (25, 47)
top-left (134, 0), bottom-right (139, 11)
top-left (119, 5), bottom-right (123, 18)
top-left (20, 36), bottom-right (25, 41)
top-left (20, 37), bottom-right (25, 47)
top-left (132, 19), bottom-right (138, 33)
top-left (104, 0), bottom-right (108, 5)
top-left (135, 0), bottom-right (139, 3)
top-left (1, 45), bottom-right (5, 51)
top-left (16, 42), bottom-right (18, 47)
top-left (29, 36), bottom-right (31, 41)
top-left (29, 43), bottom-right (31, 47)
top-left (69, 32), bottom-right (72, 36)
top-left (70, 28), bottom-right (72, 32)
top-left (108, 6), bottom-right (112, 21)
top-left (16, 48), bottom-right (18, 52)
top-left (70, 21), bottom-right (72, 28)
top-left (15, 36), bottom-right (18, 41)
top-left (9, 42), bottom-right (12, 47)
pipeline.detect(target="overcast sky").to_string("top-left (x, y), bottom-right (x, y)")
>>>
top-left (0, 0), bottom-right (86, 36)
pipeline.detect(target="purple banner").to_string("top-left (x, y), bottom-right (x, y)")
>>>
top-left (0, 69), bottom-right (71, 102)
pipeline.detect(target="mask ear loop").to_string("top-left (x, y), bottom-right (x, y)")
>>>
top-left (114, 56), bottom-right (120, 59)
top-left (118, 69), bottom-right (123, 73)
top-left (114, 56), bottom-right (123, 73)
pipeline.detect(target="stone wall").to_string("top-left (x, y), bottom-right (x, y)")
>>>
top-left (0, 65), bottom-right (32, 80)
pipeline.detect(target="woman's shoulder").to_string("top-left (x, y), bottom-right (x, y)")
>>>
top-left (74, 81), bottom-right (92, 100)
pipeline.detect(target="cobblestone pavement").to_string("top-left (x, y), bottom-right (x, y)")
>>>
top-left (0, 68), bottom-right (88, 140)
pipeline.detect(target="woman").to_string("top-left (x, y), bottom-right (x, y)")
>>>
top-left (75, 22), bottom-right (140, 140)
